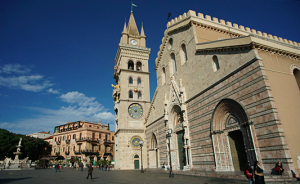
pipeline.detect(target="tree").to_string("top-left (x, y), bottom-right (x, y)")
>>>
top-left (0, 128), bottom-right (51, 161)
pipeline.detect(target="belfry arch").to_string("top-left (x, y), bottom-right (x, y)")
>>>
top-left (211, 99), bottom-right (256, 171)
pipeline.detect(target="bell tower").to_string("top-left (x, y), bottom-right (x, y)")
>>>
top-left (112, 12), bottom-right (151, 170)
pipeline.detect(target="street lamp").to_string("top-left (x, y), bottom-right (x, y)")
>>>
top-left (139, 140), bottom-right (144, 173)
top-left (166, 129), bottom-right (174, 178)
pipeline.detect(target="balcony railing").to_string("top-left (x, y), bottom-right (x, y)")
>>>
top-left (74, 150), bottom-right (81, 155)
top-left (81, 150), bottom-right (99, 156)
top-left (75, 137), bottom-right (99, 143)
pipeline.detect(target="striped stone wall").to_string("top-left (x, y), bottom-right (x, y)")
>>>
top-left (186, 59), bottom-right (295, 175)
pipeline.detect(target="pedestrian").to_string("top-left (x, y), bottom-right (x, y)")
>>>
top-left (244, 162), bottom-right (253, 184)
top-left (254, 161), bottom-right (265, 184)
top-left (86, 164), bottom-right (93, 179)
top-left (55, 163), bottom-right (57, 172)
top-left (80, 162), bottom-right (84, 172)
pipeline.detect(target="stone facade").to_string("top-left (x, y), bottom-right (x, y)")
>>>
top-left (47, 120), bottom-right (114, 166)
top-left (114, 10), bottom-right (300, 183)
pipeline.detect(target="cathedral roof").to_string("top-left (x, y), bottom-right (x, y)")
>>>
top-left (127, 13), bottom-right (139, 36)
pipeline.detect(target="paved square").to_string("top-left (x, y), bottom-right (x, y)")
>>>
top-left (0, 168), bottom-right (249, 184)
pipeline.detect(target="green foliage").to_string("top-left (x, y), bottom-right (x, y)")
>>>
top-left (0, 128), bottom-right (51, 161)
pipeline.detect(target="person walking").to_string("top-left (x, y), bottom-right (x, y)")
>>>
top-left (244, 162), bottom-right (253, 184)
top-left (80, 162), bottom-right (83, 172)
top-left (86, 164), bottom-right (93, 179)
top-left (55, 163), bottom-right (57, 172)
top-left (254, 161), bottom-right (265, 184)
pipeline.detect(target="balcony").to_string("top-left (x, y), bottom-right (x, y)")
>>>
top-left (74, 150), bottom-right (81, 155)
top-left (103, 139), bottom-right (114, 145)
top-left (75, 137), bottom-right (99, 143)
top-left (81, 149), bottom-right (99, 156)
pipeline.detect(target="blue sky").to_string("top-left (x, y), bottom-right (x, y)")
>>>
top-left (0, 0), bottom-right (299, 135)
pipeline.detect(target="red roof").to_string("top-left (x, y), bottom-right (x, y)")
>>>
top-left (44, 136), bottom-right (53, 140)
top-left (39, 131), bottom-right (51, 134)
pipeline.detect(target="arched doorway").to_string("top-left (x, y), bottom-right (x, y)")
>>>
top-left (171, 105), bottom-right (186, 170)
top-left (133, 155), bottom-right (139, 169)
top-left (149, 133), bottom-right (159, 168)
top-left (211, 99), bottom-right (256, 171)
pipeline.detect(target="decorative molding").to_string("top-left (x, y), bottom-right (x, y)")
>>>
top-left (290, 64), bottom-right (300, 74)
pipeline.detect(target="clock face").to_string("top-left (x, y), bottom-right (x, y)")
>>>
top-left (130, 136), bottom-right (142, 148)
top-left (128, 103), bottom-right (143, 119)
top-left (131, 39), bottom-right (137, 45)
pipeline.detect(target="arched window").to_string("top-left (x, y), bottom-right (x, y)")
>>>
top-left (137, 61), bottom-right (142, 71)
top-left (129, 77), bottom-right (133, 84)
top-left (171, 53), bottom-right (177, 74)
top-left (180, 44), bottom-right (188, 64)
top-left (128, 60), bottom-right (134, 70)
top-left (129, 90), bottom-right (133, 99)
top-left (134, 155), bottom-right (139, 158)
top-left (162, 67), bottom-right (166, 84)
top-left (294, 69), bottom-right (300, 90)
top-left (73, 134), bottom-right (76, 139)
top-left (138, 91), bottom-right (142, 100)
top-left (137, 78), bottom-right (141, 85)
top-left (212, 55), bottom-right (220, 72)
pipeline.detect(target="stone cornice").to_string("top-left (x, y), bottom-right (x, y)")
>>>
top-left (114, 129), bottom-right (144, 135)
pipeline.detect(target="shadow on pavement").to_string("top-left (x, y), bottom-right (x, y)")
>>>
top-left (0, 177), bottom-right (32, 183)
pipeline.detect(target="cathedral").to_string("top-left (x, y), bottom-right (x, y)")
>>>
top-left (112, 10), bottom-right (300, 182)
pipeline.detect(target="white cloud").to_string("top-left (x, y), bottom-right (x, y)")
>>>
top-left (0, 75), bottom-right (53, 92)
top-left (48, 88), bottom-right (60, 94)
top-left (60, 91), bottom-right (99, 107)
top-left (0, 64), bottom-right (31, 74)
top-left (1, 91), bottom-right (115, 135)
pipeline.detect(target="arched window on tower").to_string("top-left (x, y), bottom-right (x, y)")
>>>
top-left (128, 60), bottom-right (134, 70)
top-left (212, 55), bottom-right (220, 72)
top-left (294, 68), bottom-right (300, 90)
top-left (180, 44), bottom-right (188, 64)
top-left (162, 67), bottom-right (166, 84)
top-left (137, 78), bottom-right (141, 85)
top-left (129, 90), bottom-right (133, 99)
top-left (171, 53), bottom-right (177, 74)
top-left (138, 91), bottom-right (142, 100)
top-left (137, 61), bottom-right (142, 71)
top-left (129, 77), bottom-right (133, 84)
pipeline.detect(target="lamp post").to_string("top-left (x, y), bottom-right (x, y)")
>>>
top-left (166, 129), bottom-right (174, 178)
top-left (139, 140), bottom-right (144, 173)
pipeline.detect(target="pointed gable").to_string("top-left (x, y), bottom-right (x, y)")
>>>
top-left (127, 13), bottom-right (139, 36)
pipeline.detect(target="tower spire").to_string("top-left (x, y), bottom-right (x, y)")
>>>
top-left (127, 13), bottom-right (139, 36)
top-left (140, 23), bottom-right (145, 37)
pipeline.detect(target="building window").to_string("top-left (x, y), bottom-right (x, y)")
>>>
top-left (99, 134), bottom-right (101, 139)
top-left (171, 53), bottom-right (177, 74)
top-left (129, 90), bottom-right (133, 99)
top-left (294, 69), bottom-right (300, 90)
top-left (55, 137), bottom-right (57, 141)
top-left (73, 146), bottom-right (75, 152)
top-left (162, 67), bottom-right (166, 84)
top-left (128, 60), bottom-right (134, 70)
top-left (137, 78), bottom-right (141, 85)
top-left (138, 91), bottom-right (142, 100)
top-left (73, 134), bottom-right (76, 139)
top-left (180, 44), bottom-right (188, 64)
top-left (54, 148), bottom-right (56, 153)
top-left (129, 77), bottom-right (133, 84)
top-left (212, 55), bottom-right (220, 72)
top-left (112, 136), bottom-right (114, 141)
top-left (137, 61), bottom-right (142, 71)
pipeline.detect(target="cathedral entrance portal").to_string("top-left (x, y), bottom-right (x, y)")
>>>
top-left (177, 131), bottom-right (186, 170)
top-left (228, 130), bottom-right (247, 171)
top-left (211, 99), bottom-right (256, 171)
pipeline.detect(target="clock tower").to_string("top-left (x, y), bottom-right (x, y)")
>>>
top-left (112, 12), bottom-right (151, 170)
